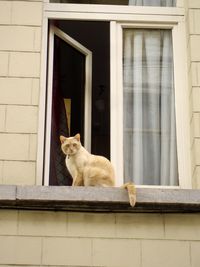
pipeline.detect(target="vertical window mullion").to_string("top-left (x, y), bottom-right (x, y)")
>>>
top-left (110, 21), bottom-right (124, 186)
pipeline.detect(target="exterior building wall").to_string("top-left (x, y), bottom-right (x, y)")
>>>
top-left (0, 1), bottom-right (199, 187)
top-left (0, 0), bottom-right (42, 185)
top-left (186, 0), bottom-right (200, 188)
top-left (0, 210), bottom-right (199, 267)
top-left (0, 1), bottom-right (200, 267)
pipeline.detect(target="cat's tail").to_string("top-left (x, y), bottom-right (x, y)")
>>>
top-left (121, 182), bottom-right (136, 207)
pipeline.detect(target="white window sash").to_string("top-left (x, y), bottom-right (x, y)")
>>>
top-left (112, 21), bottom-right (191, 188)
top-left (43, 24), bottom-right (92, 186)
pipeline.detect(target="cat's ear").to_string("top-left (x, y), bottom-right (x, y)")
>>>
top-left (74, 133), bottom-right (80, 142)
top-left (60, 135), bottom-right (66, 144)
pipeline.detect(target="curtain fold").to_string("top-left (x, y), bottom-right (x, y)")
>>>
top-left (123, 28), bottom-right (178, 186)
top-left (49, 35), bottom-right (73, 186)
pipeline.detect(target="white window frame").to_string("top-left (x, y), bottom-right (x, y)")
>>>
top-left (37, 2), bottom-right (192, 188)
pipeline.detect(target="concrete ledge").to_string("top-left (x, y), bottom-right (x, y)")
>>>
top-left (0, 185), bottom-right (200, 212)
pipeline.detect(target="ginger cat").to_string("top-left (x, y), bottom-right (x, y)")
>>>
top-left (60, 133), bottom-right (136, 207)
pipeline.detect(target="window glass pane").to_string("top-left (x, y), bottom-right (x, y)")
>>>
top-left (50, 0), bottom-right (176, 6)
top-left (123, 28), bottom-right (178, 186)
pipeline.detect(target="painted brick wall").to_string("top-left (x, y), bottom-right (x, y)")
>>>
top-left (0, 0), bottom-right (43, 185)
top-left (0, 210), bottom-right (199, 267)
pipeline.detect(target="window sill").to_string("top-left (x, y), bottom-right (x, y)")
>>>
top-left (0, 185), bottom-right (200, 213)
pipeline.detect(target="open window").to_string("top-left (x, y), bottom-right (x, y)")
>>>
top-left (39, 1), bottom-right (191, 188)
top-left (44, 21), bottom-right (110, 185)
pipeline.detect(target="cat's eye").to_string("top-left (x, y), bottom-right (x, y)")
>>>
top-left (72, 143), bottom-right (77, 147)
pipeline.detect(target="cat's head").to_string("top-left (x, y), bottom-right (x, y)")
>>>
top-left (60, 133), bottom-right (81, 156)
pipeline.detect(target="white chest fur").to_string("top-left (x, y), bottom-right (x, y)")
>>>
top-left (65, 147), bottom-right (89, 179)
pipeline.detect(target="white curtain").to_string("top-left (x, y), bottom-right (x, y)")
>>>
top-left (123, 28), bottom-right (178, 185)
top-left (128, 0), bottom-right (176, 6)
